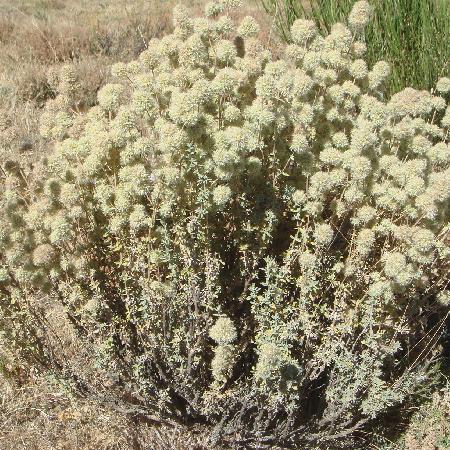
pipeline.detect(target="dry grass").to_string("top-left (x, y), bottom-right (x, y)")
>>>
top-left (0, 376), bottom-right (217, 450)
top-left (0, 0), bottom-right (272, 103)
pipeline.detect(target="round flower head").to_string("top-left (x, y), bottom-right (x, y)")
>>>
top-left (368, 61), bottom-right (391, 90)
top-left (368, 279), bottom-right (394, 302)
top-left (309, 171), bottom-right (333, 197)
top-left (204, 1), bottom-right (224, 17)
top-left (410, 135), bottom-right (432, 155)
top-left (442, 107), bottom-right (450, 128)
top-left (320, 147), bottom-right (342, 165)
top-left (215, 14), bottom-right (234, 35)
top-left (237, 16), bottom-right (260, 38)
top-left (213, 185), bottom-right (232, 208)
top-left (32, 244), bottom-right (56, 267)
top-left (223, 104), bottom-right (241, 123)
top-left (388, 88), bottom-right (436, 118)
top-left (209, 316), bottom-right (237, 345)
top-left (245, 99), bottom-right (275, 130)
top-left (168, 89), bottom-right (201, 127)
top-left (159, 35), bottom-right (179, 59)
top-left (411, 228), bottom-right (436, 254)
top-left (118, 164), bottom-right (148, 194)
top-left (347, 156), bottom-right (372, 182)
top-left (60, 183), bottom-right (80, 206)
top-left (111, 62), bottom-right (129, 79)
top-left (211, 344), bottom-right (235, 383)
top-left (348, 1), bottom-right (373, 32)
top-left (355, 228), bottom-right (375, 257)
top-left (139, 39), bottom-right (162, 70)
top-left (97, 83), bottom-right (124, 112)
top-left (285, 44), bottom-right (306, 65)
top-left (314, 223), bottom-right (334, 246)
top-left (189, 78), bottom-right (211, 103)
top-left (353, 205), bottom-right (376, 225)
top-left (383, 252), bottom-right (414, 286)
top-left (215, 39), bottom-right (237, 65)
top-left (212, 147), bottom-right (240, 172)
top-left (437, 291), bottom-right (450, 307)
top-left (342, 80), bottom-right (361, 98)
top-left (129, 204), bottom-right (148, 231)
top-left (427, 142), bottom-right (450, 166)
top-left (436, 77), bottom-right (450, 94)
top-left (290, 19), bottom-right (317, 45)
top-left (180, 33), bottom-right (208, 67)
top-left (297, 103), bottom-right (314, 126)
top-left (328, 23), bottom-right (352, 53)
top-left (352, 41), bottom-right (367, 57)
top-left (404, 176), bottom-right (425, 197)
top-left (350, 59), bottom-right (368, 80)
top-left (172, 4), bottom-right (192, 31)
top-left (291, 133), bottom-right (309, 154)
top-left (293, 70), bottom-right (314, 96)
top-left (49, 214), bottom-right (71, 245)
top-left (156, 119), bottom-right (189, 153)
top-left (321, 51), bottom-right (344, 71)
top-left (194, 18), bottom-right (212, 39)
top-left (332, 131), bottom-right (349, 149)
top-left (292, 189), bottom-right (307, 205)
top-left (212, 68), bottom-right (241, 97)
top-left (254, 342), bottom-right (287, 382)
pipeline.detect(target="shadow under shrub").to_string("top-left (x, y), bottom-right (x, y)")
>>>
top-left (0, 1), bottom-right (449, 448)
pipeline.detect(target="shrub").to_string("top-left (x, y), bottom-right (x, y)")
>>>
top-left (260, 0), bottom-right (450, 95)
top-left (0, 0), bottom-right (449, 447)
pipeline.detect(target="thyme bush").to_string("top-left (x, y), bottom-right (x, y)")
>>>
top-left (0, 0), bottom-right (449, 447)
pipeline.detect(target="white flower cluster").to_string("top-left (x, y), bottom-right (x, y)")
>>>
top-left (209, 316), bottom-right (237, 384)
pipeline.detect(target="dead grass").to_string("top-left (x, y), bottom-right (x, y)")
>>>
top-left (0, 375), bottom-right (218, 450)
top-left (0, 0), bottom-right (272, 102)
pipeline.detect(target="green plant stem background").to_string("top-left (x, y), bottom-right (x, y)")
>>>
top-left (261, 0), bottom-right (450, 95)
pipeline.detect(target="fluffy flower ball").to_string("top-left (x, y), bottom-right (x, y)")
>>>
top-left (369, 61), bottom-right (391, 90)
top-left (32, 244), bottom-right (56, 267)
top-left (436, 77), bottom-right (450, 94)
top-left (97, 84), bottom-right (124, 112)
top-left (291, 19), bottom-right (317, 45)
top-left (348, 1), bottom-right (373, 32)
top-left (211, 344), bottom-right (235, 383)
top-left (237, 16), bottom-right (260, 38)
top-left (204, 1), bottom-right (223, 17)
top-left (314, 223), bottom-right (334, 246)
top-left (209, 316), bottom-right (237, 345)
top-left (213, 185), bottom-right (232, 208)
